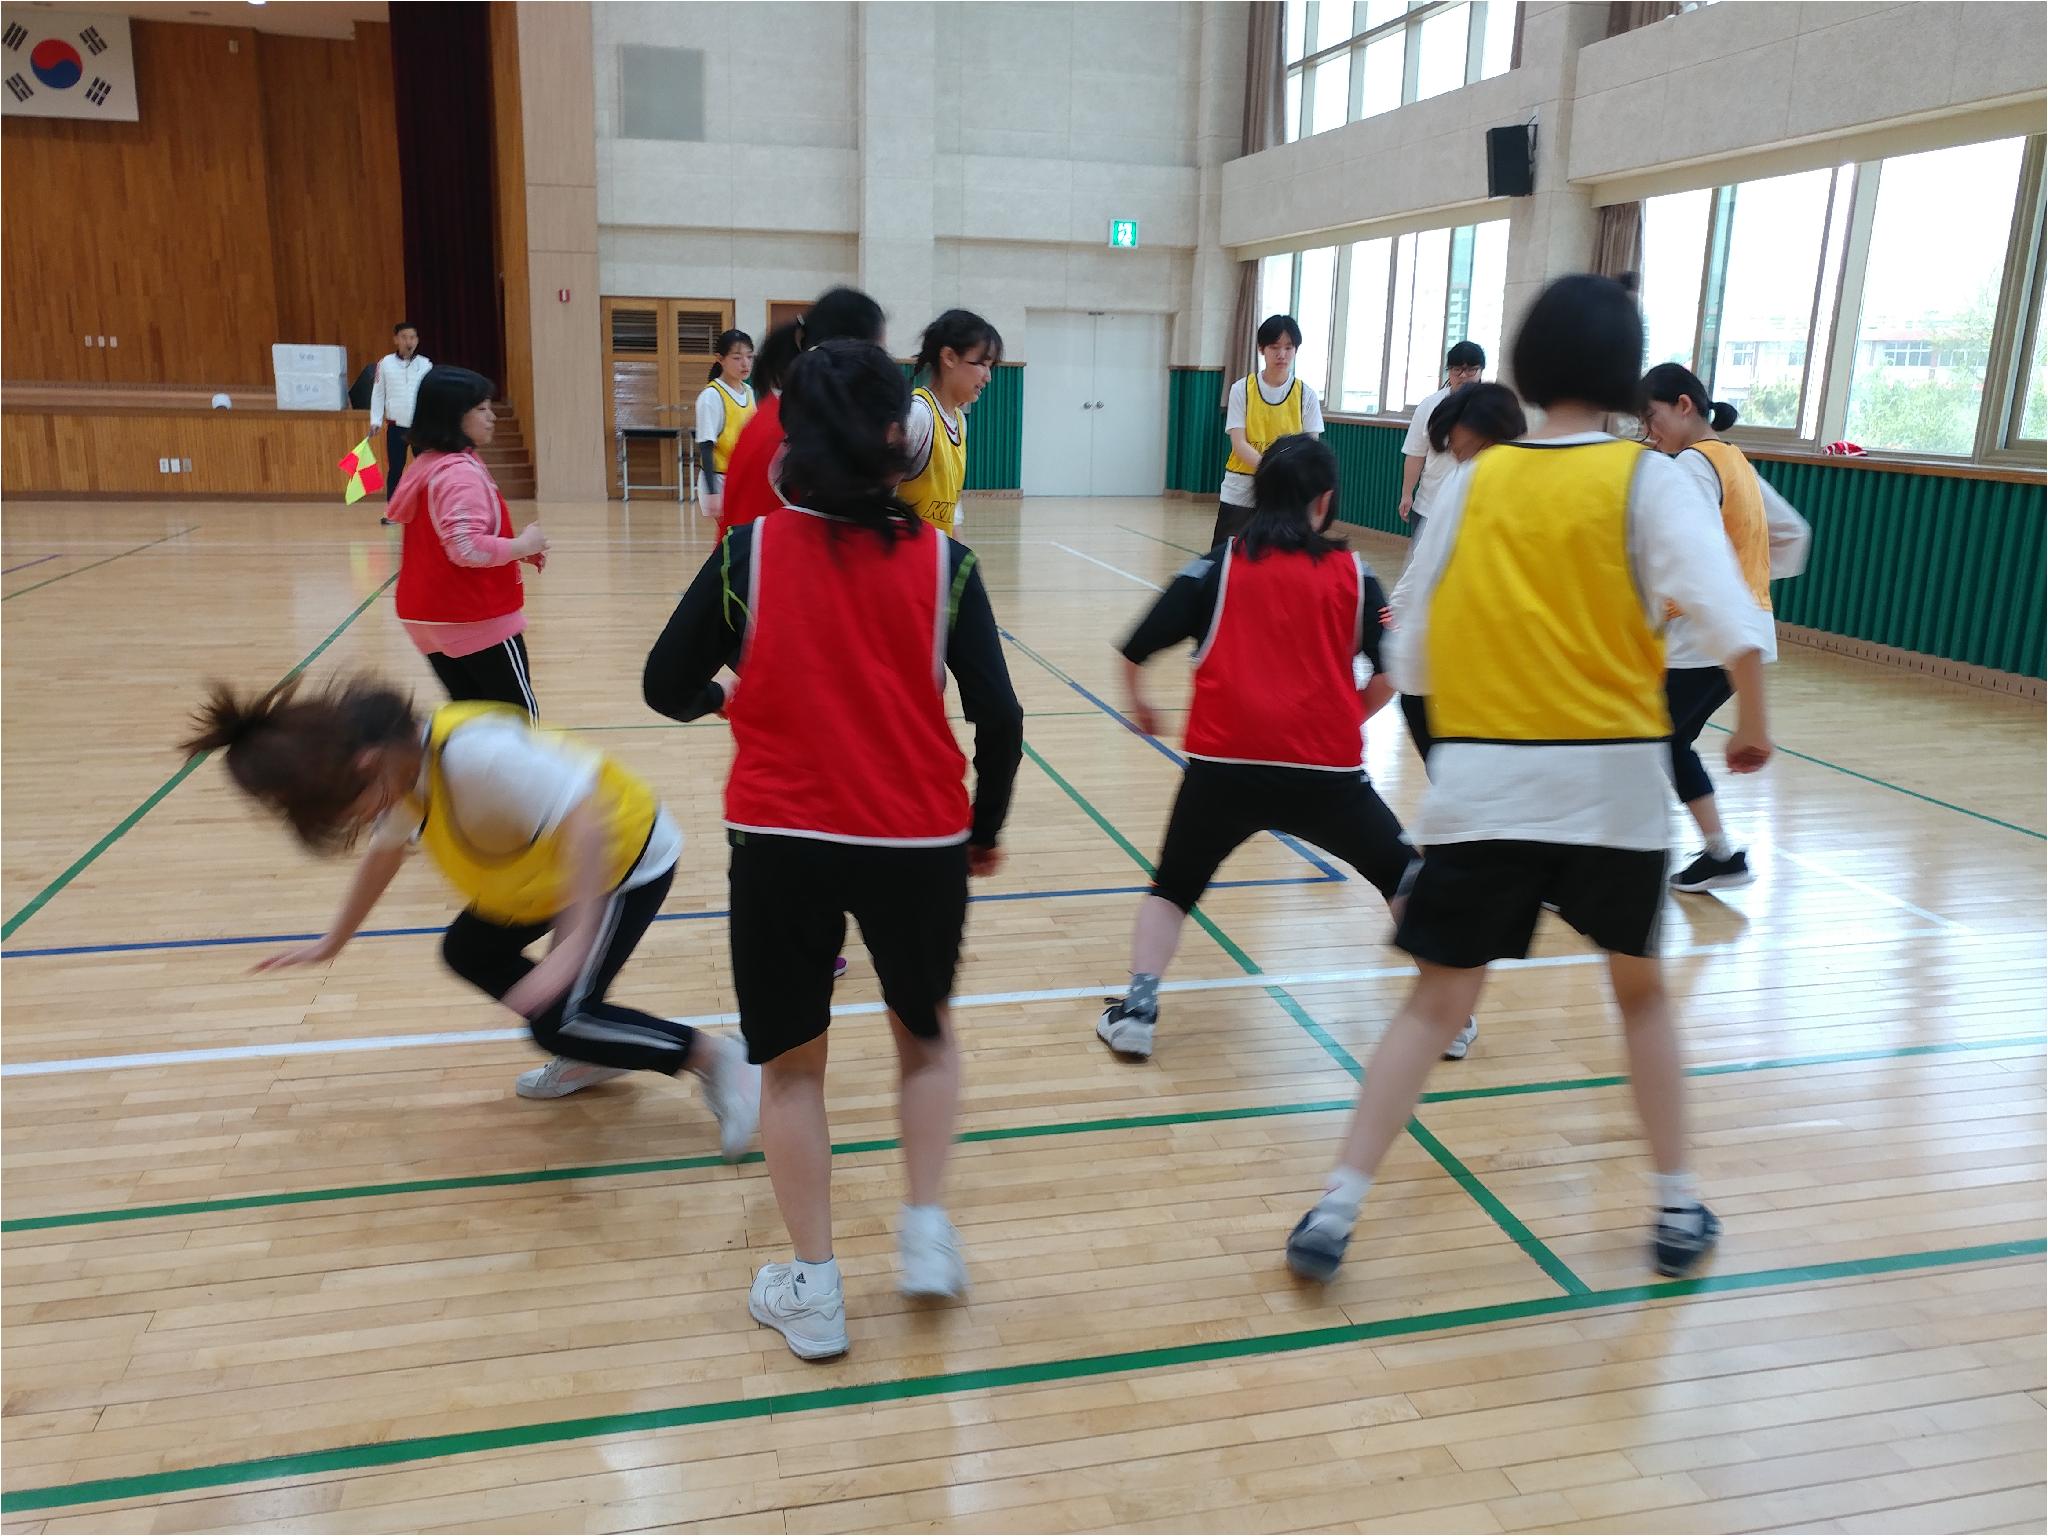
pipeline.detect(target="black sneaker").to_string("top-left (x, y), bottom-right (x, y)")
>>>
top-left (1653, 1202), bottom-right (1721, 1277)
top-left (1096, 997), bottom-right (1155, 1059)
top-left (1670, 848), bottom-right (1753, 893)
top-left (1286, 1209), bottom-right (1351, 1282)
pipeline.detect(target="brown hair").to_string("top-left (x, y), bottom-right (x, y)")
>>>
top-left (182, 674), bottom-right (419, 853)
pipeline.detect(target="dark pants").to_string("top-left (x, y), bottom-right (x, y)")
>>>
top-left (440, 867), bottom-right (698, 1072)
top-left (427, 633), bottom-right (538, 719)
top-left (384, 424), bottom-right (413, 502)
top-left (1212, 500), bottom-right (1253, 549)
top-left (1151, 760), bottom-right (1410, 912)
top-left (1398, 694), bottom-right (1433, 776)
top-left (1665, 666), bottom-right (1734, 805)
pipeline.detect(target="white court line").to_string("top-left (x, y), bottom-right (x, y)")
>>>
top-left (1049, 541), bottom-right (1164, 591)
top-left (0, 928), bottom-right (1956, 1078)
top-left (1769, 846), bottom-right (1976, 935)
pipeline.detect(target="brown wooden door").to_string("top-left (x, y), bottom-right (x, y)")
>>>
top-left (601, 295), bottom-right (733, 499)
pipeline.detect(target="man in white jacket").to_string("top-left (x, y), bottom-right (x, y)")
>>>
top-left (369, 320), bottom-right (432, 519)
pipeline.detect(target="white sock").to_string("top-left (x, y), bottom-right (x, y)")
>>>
top-left (901, 1202), bottom-right (951, 1238)
top-left (1704, 832), bottom-right (1734, 860)
top-left (1315, 1166), bottom-right (1373, 1225)
top-left (1653, 1170), bottom-right (1699, 1213)
top-left (792, 1255), bottom-right (841, 1293)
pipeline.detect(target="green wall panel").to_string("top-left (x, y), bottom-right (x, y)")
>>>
top-left (1166, 389), bottom-right (2043, 677)
top-left (1753, 458), bottom-right (2045, 678)
top-left (1167, 369), bottom-right (1231, 496)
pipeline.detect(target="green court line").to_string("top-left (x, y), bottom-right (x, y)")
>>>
top-left (4, 1237), bottom-right (2038, 1515)
top-left (1115, 523), bottom-right (1207, 557)
top-left (0, 574), bottom-right (400, 942)
top-left (0, 526), bottom-right (198, 602)
top-left (9, 1033), bottom-right (2037, 1235)
top-left (1014, 733), bottom-right (1585, 1294)
top-left (1699, 720), bottom-right (2045, 840)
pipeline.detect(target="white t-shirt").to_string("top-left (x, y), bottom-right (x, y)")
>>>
top-left (1220, 374), bottom-right (1325, 507)
top-left (1402, 385), bottom-right (1457, 518)
top-left (1384, 435), bottom-right (1773, 852)
top-left (374, 715), bottom-right (681, 892)
top-left (1665, 446), bottom-right (1813, 669)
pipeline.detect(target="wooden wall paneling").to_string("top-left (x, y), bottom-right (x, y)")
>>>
top-left (259, 29), bottom-right (406, 378)
top-left (490, 4), bottom-right (534, 425)
top-left (0, 410), bottom-right (372, 497)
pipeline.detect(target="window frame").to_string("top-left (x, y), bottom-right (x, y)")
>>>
top-left (1284, 0), bottom-right (1517, 144)
top-left (1644, 133), bottom-right (2048, 469)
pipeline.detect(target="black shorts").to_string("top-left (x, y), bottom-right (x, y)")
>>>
top-left (1152, 759), bottom-right (1411, 911)
top-left (1395, 839), bottom-right (1667, 966)
top-left (727, 831), bottom-right (969, 1064)
top-left (1212, 500), bottom-right (1252, 548)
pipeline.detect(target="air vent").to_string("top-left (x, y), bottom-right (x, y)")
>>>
top-left (610, 307), bottom-right (658, 354)
top-left (675, 309), bottom-right (723, 356)
top-left (620, 45), bottom-right (705, 143)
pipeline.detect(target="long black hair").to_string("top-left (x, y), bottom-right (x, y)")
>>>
top-left (1239, 435), bottom-right (1348, 562)
top-left (914, 308), bottom-right (1004, 384)
top-left (408, 366), bottom-right (496, 452)
top-left (1427, 381), bottom-right (1528, 453)
top-left (708, 328), bottom-right (753, 383)
top-left (778, 340), bottom-right (918, 539)
top-left (1641, 362), bottom-right (1738, 432)
top-left (753, 287), bottom-right (886, 394)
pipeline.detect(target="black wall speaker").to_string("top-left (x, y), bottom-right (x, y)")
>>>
top-left (1486, 124), bottom-right (1535, 198)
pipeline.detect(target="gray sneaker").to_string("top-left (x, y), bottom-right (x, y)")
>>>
top-left (1285, 1209), bottom-right (1352, 1282)
top-left (1441, 1016), bottom-right (1479, 1061)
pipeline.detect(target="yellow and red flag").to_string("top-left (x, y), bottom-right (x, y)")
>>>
top-left (338, 436), bottom-right (385, 504)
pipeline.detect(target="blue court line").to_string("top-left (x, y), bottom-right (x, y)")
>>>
top-left (998, 627), bottom-right (1351, 883)
top-left (1, 553), bottom-right (59, 575)
top-left (0, 876), bottom-right (1332, 960)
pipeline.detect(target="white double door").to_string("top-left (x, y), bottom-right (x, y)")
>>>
top-left (1021, 309), bottom-right (1168, 497)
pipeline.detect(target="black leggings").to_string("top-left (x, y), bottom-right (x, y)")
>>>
top-left (1665, 666), bottom-right (1734, 805)
top-left (1398, 694), bottom-right (1433, 776)
top-left (439, 865), bottom-right (698, 1072)
top-left (1151, 759), bottom-right (1410, 912)
top-left (427, 633), bottom-right (538, 719)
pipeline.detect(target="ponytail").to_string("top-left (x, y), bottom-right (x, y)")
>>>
top-left (182, 675), bottom-right (419, 854)
top-left (1239, 435), bottom-right (1348, 562)
top-left (1641, 361), bottom-right (1737, 434)
top-left (778, 340), bottom-right (918, 541)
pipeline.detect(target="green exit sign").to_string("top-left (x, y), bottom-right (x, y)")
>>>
top-left (1108, 219), bottom-right (1140, 249)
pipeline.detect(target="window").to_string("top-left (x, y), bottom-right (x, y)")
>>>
top-left (1638, 134), bottom-right (2047, 461)
top-left (1258, 253), bottom-right (1294, 326)
top-left (1296, 245), bottom-right (1338, 397)
top-left (1284, 0), bottom-right (1517, 143)
top-left (1843, 137), bottom-right (2026, 457)
top-left (1338, 237), bottom-right (1393, 414)
top-left (1274, 218), bottom-right (1509, 420)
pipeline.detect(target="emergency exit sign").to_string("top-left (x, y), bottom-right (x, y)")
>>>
top-left (1108, 219), bottom-right (1140, 249)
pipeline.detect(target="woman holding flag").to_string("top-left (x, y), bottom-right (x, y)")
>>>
top-left (386, 366), bottom-right (550, 716)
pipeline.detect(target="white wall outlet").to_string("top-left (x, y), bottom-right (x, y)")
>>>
top-left (180, 458), bottom-right (192, 473)
top-left (158, 457), bottom-right (170, 473)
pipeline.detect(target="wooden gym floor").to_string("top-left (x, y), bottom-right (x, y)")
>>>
top-left (1, 496), bottom-right (2043, 1534)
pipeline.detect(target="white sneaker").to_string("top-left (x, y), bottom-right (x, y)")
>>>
top-left (699, 1040), bottom-right (761, 1162)
top-left (899, 1207), bottom-right (969, 1298)
top-left (516, 1057), bottom-right (629, 1099)
top-left (1096, 1000), bottom-right (1156, 1059)
top-left (1441, 1017), bottom-right (1479, 1062)
top-left (749, 1262), bottom-right (849, 1359)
